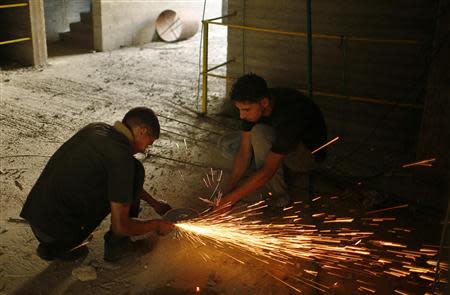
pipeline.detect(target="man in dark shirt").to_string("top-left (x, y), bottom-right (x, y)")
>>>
top-left (20, 107), bottom-right (174, 262)
top-left (216, 74), bottom-right (327, 210)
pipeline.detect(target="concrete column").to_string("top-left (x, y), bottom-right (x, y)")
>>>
top-left (29, 0), bottom-right (47, 66)
top-left (92, 0), bottom-right (103, 51)
top-left (415, 2), bottom-right (450, 209)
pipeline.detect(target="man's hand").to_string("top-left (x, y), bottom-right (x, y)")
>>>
top-left (153, 200), bottom-right (172, 216)
top-left (213, 198), bottom-right (233, 215)
top-left (156, 220), bottom-right (174, 236)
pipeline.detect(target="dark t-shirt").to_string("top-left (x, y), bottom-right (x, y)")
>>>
top-left (241, 87), bottom-right (327, 160)
top-left (20, 123), bottom-right (137, 240)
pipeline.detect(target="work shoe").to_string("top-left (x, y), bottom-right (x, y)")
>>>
top-left (103, 230), bottom-right (154, 263)
top-left (274, 194), bottom-right (291, 208)
top-left (266, 193), bottom-right (291, 209)
top-left (37, 243), bottom-right (89, 262)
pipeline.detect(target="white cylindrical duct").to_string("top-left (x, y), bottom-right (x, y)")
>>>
top-left (155, 10), bottom-right (199, 42)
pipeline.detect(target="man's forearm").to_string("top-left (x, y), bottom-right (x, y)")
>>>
top-left (222, 167), bottom-right (274, 206)
top-left (139, 189), bottom-right (158, 207)
top-left (112, 218), bottom-right (160, 236)
top-left (225, 149), bottom-right (251, 193)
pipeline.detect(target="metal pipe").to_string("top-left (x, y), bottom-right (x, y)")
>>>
top-left (207, 73), bottom-right (235, 81)
top-left (306, 90), bottom-right (423, 109)
top-left (306, 0), bottom-right (313, 99)
top-left (204, 12), bottom-right (237, 23)
top-left (208, 21), bottom-right (308, 37)
top-left (202, 59), bottom-right (235, 74)
top-left (201, 21), bottom-right (209, 114)
top-left (201, 73), bottom-right (423, 109)
top-left (0, 37), bottom-right (31, 46)
top-left (206, 21), bottom-right (418, 45)
top-left (0, 3), bottom-right (28, 9)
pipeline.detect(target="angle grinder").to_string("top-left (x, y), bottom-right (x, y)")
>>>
top-left (163, 208), bottom-right (199, 223)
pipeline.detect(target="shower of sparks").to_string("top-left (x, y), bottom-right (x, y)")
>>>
top-left (200, 169), bottom-right (224, 206)
top-left (311, 136), bottom-right (340, 154)
top-left (174, 200), bottom-right (448, 293)
top-left (402, 158), bottom-right (436, 168)
top-left (366, 204), bottom-right (408, 215)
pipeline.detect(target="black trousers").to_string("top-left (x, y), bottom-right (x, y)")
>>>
top-left (32, 158), bottom-right (145, 253)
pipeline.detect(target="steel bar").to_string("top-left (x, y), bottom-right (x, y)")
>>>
top-left (202, 59), bottom-right (235, 74)
top-left (201, 21), bottom-right (209, 114)
top-left (0, 37), bottom-right (31, 46)
top-left (306, 0), bottom-right (313, 99)
top-left (206, 73), bottom-right (235, 81)
top-left (146, 152), bottom-right (222, 170)
top-left (202, 74), bottom-right (423, 109)
top-left (206, 21), bottom-right (418, 45)
top-left (0, 3), bottom-right (28, 9)
top-left (204, 12), bottom-right (237, 23)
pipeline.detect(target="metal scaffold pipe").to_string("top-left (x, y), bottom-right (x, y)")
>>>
top-left (0, 3), bottom-right (28, 9)
top-left (0, 37), bottom-right (31, 46)
top-left (201, 21), bottom-right (209, 114)
top-left (306, 0), bottom-right (313, 99)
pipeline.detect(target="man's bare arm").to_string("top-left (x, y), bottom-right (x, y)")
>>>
top-left (218, 151), bottom-right (285, 208)
top-left (110, 201), bottom-right (173, 236)
top-left (223, 131), bottom-right (252, 194)
top-left (139, 189), bottom-right (172, 216)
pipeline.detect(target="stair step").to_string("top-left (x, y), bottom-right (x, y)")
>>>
top-left (80, 11), bottom-right (92, 24)
top-left (70, 21), bottom-right (92, 33)
top-left (59, 31), bottom-right (72, 41)
top-left (58, 31), bottom-right (92, 49)
top-left (70, 31), bottom-right (93, 48)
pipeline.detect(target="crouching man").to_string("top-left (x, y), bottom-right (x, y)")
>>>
top-left (216, 74), bottom-right (327, 211)
top-left (20, 107), bottom-right (174, 262)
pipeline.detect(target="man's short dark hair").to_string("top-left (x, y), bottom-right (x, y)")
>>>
top-left (230, 73), bottom-right (270, 103)
top-left (122, 107), bottom-right (160, 138)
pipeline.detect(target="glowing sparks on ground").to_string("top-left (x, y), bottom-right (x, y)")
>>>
top-left (174, 200), bottom-right (445, 293)
top-left (311, 136), bottom-right (340, 154)
top-left (402, 158), bottom-right (436, 168)
top-left (174, 168), bottom-right (446, 293)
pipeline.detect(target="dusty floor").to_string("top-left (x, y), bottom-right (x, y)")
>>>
top-left (0, 18), bottom-right (448, 295)
top-left (1, 22), bottom-right (311, 294)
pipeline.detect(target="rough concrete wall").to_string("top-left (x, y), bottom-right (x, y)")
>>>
top-left (44, 0), bottom-right (91, 42)
top-left (95, 0), bottom-right (211, 51)
top-left (415, 2), bottom-right (450, 209)
top-left (0, 1), bottom-right (46, 66)
top-left (225, 0), bottom-right (434, 179)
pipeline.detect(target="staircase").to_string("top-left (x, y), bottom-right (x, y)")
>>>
top-left (59, 11), bottom-right (93, 49)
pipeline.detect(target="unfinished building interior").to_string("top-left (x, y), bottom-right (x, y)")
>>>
top-left (1, 0), bottom-right (449, 294)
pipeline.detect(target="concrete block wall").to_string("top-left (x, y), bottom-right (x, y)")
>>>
top-left (93, 0), bottom-right (213, 51)
top-left (0, 0), bottom-right (46, 66)
top-left (415, 5), bottom-right (450, 209)
top-left (44, 0), bottom-right (91, 42)
top-left (225, 0), bottom-right (435, 181)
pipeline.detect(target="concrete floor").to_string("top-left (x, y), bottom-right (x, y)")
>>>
top-left (0, 22), bottom-right (448, 295)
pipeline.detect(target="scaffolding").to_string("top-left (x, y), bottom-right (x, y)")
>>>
top-left (199, 5), bottom-right (422, 114)
top-left (0, 3), bottom-right (31, 46)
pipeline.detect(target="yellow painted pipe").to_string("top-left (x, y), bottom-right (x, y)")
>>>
top-left (0, 3), bottom-right (28, 9)
top-left (201, 21), bottom-right (209, 114)
top-left (0, 37), bottom-right (31, 46)
top-left (309, 90), bottom-right (423, 109)
top-left (206, 73), bottom-right (235, 81)
top-left (207, 21), bottom-right (418, 45)
top-left (205, 74), bottom-right (422, 109)
top-left (202, 59), bottom-right (235, 74)
top-left (204, 12), bottom-right (237, 23)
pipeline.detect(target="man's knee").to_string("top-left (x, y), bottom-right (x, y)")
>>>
top-left (250, 124), bottom-right (275, 147)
